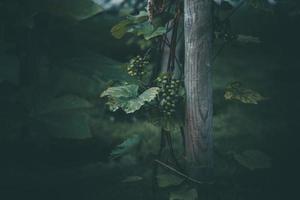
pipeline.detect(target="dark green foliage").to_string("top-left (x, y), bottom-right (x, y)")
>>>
top-left (0, 1), bottom-right (298, 200)
top-left (111, 11), bottom-right (167, 40)
top-left (156, 174), bottom-right (184, 188)
top-left (232, 150), bottom-right (272, 170)
top-left (169, 187), bottom-right (198, 200)
top-left (224, 81), bottom-right (266, 104)
top-left (110, 134), bottom-right (142, 158)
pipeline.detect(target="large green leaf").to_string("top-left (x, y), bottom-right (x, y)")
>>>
top-left (111, 19), bottom-right (132, 39)
top-left (233, 150), bottom-right (272, 170)
top-left (101, 84), bottom-right (139, 99)
top-left (157, 174), bottom-right (184, 188)
top-left (59, 54), bottom-right (127, 82)
top-left (51, 68), bottom-right (106, 98)
top-left (128, 21), bottom-right (154, 37)
top-left (51, 53), bottom-right (127, 98)
top-left (36, 112), bottom-right (92, 139)
top-left (31, 0), bottom-right (103, 20)
top-left (121, 176), bottom-right (143, 183)
top-left (32, 95), bottom-right (93, 115)
top-left (128, 21), bottom-right (167, 40)
top-left (111, 11), bottom-right (148, 39)
top-left (111, 11), bottom-right (166, 40)
top-left (101, 84), bottom-right (159, 113)
top-left (224, 81), bottom-right (266, 104)
top-left (126, 11), bottom-right (148, 23)
top-left (145, 26), bottom-right (167, 40)
top-left (169, 188), bottom-right (198, 200)
top-left (29, 95), bottom-right (94, 139)
top-left (110, 134), bottom-right (142, 158)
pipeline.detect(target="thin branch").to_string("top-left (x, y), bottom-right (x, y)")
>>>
top-left (180, 126), bottom-right (185, 155)
top-left (155, 159), bottom-right (214, 185)
top-left (221, 0), bottom-right (247, 23)
top-left (164, 130), bottom-right (182, 170)
top-left (212, 41), bottom-right (227, 62)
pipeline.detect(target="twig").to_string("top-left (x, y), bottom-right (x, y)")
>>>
top-left (212, 40), bottom-right (227, 62)
top-left (164, 130), bottom-right (182, 170)
top-left (155, 159), bottom-right (213, 185)
top-left (221, 0), bottom-right (247, 23)
top-left (180, 126), bottom-right (185, 155)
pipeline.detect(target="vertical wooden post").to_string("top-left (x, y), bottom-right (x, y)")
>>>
top-left (184, 0), bottom-right (213, 179)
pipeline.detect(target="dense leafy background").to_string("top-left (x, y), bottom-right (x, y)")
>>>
top-left (0, 0), bottom-right (299, 200)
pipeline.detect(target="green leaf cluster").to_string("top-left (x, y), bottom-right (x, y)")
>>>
top-left (233, 150), bottom-right (272, 170)
top-left (224, 81), bottom-right (266, 104)
top-left (157, 174), bottom-right (184, 188)
top-left (169, 188), bottom-right (198, 200)
top-left (111, 11), bottom-right (167, 40)
top-left (101, 84), bottom-right (159, 113)
top-left (156, 173), bottom-right (198, 200)
top-left (110, 134), bottom-right (142, 158)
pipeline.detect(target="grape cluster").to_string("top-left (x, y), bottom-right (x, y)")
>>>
top-left (127, 55), bottom-right (149, 77)
top-left (156, 75), bottom-right (181, 116)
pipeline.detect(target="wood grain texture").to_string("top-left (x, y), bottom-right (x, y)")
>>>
top-left (184, 0), bottom-right (213, 177)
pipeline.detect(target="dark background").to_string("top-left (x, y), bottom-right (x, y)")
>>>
top-left (0, 0), bottom-right (299, 199)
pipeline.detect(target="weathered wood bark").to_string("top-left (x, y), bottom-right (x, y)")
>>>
top-left (184, 0), bottom-right (213, 179)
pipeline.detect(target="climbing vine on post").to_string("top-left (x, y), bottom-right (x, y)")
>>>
top-left (101, 0), bottom-right (268, 199)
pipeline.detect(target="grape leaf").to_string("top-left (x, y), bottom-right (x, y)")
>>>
top-left (111, 11), bottom-right (148, 39)
top-left (233, 150), bottom-right (272, 170)
top-left (169, 188), bottom-right (198, 200)
top-left (111, 12), bottom-right (166, 40)
top-left (31, 0), bottom-right (104, 20)
top-left (157, 174), bottom-right (184, 188)
top-left (110, 135), bottom-right (141, 158)
top-left (101, 84), bottom-right (159, 113)
top-left (145, 26), bottom-right (167, 40)
top-left (111, 19), bottom-right (131, 39)
top-left (224, 81), bottom-right (266, 104)
top-left (37, 112), bottom-right (92, 139)
top-left (121, 176), bottom-right (143, 183)
top-left (32, 95), bottom-right (93, 115)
